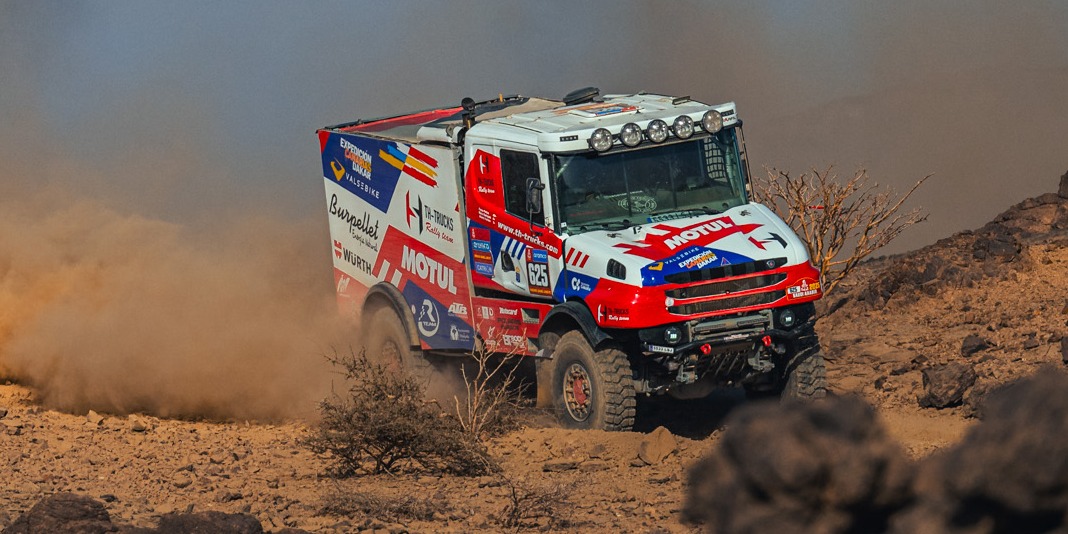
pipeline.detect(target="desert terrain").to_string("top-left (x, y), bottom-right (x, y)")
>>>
top-left (1, 179), bottom-right (1066, 532)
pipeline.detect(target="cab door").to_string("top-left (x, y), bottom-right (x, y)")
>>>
top-left (464, 142), bottom-right (559, 299)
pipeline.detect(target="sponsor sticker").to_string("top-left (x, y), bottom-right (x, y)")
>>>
top-left (448, 302), bottom-right (469, 318)
top-left (525, 248), bottom-right (551, 296)
top-left (786, 279), bottom-right (821, 299)
top-left (415, 298), bottom-right (440, 337)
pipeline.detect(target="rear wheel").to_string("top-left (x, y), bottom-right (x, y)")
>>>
top-left (549, 331), bottom-right (636, 431)
top-left (361, 305), bottom-right (429, 378)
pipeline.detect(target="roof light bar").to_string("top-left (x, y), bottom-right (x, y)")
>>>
top-left (584, 108), bottom-right (728, 151)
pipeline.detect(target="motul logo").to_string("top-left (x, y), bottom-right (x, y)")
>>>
top-left (401, 245), bottom-right (457, 294)
top-left (663, 218), bottom-right (735, 250)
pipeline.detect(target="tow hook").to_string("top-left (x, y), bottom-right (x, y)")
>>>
top-left (747, 346), bottom-right (776, 373)
top-left (677, 354), bottom-right (699, 384)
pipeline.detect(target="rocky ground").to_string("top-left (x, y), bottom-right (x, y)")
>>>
top-left (2, 178), bottom-right (1065, 533)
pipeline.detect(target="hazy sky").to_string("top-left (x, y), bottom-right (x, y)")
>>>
top-left (2, 1), bottom-right (1067, 252)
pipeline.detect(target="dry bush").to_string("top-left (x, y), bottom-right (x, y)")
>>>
top-left (319, 488), bottom-right (450, 523)
top-left (494, 475), bottom-right (575, 531)
top-left (454, 335), bottom-right (526, 441)
top-left (751, 166), bottom-right (930, 295)
top-left (305, 349), bottom-right (495, 477)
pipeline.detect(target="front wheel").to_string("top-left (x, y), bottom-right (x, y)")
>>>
top-left (744, 324), bottom-right (828, 401)
top-left (549, 331), bottom-right (636, 431)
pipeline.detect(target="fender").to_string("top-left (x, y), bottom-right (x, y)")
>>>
top-left (362, 282), bottom-right (420, 349)
top-left (540, 300), bottom-right (611, 354)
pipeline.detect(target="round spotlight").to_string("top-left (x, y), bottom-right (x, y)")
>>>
top-left (589, 128), bottom-right (613, 152)
top-left (646, 119), bottom-right (669, 143)
top-left (619, 123), bottom-right (643, 147)
top-left (673, 115), bottom-right (694, 139)
top-left (779, 309), bottom-right (796, 329)
top-left (664, 326), bottom-right (682, 345)
top-left (701, 110), bottom-right (723, 134)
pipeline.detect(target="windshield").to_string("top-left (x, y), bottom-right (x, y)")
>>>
top-left (551, 129), bottom-right (748, 233)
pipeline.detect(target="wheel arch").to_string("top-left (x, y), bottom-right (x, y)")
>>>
top-left (539, 300), bottom-right (611, 356)
top-left (361, 282), bottom-right (420, 349)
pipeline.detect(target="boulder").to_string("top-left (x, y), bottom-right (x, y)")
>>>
top-left (155, 511), bottom-right (263, 534)
top-left (893, 370), bottom-right (1068, 533)
top-left (684, 396), bottom-right (913, 533)
top-left (918, 363), bottom-right (976, 408)
top-left (960, 335), bottom-right (990, 357)
top-left (3, 493), bottom-right (114, 534)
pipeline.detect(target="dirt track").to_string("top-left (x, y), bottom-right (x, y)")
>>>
top-left (1, 186), bottom-right (1066, 532)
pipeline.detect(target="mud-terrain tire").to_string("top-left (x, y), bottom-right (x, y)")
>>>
top-left (743, 324), bottom-right (828, 401)
top-left (361, 305), bottom-right (429, 378)
top-left (781, 324), bottom-right (828, 400)
top-left (550, 331), bottom-right (636, 431)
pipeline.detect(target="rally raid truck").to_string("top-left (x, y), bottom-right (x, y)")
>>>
top-left (318, 88), bottom-right (826, 432)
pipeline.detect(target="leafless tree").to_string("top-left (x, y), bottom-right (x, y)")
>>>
top-left (454, 329), bottom-right (524, 441)
top-left (751, 166), bottom-right (930, 295)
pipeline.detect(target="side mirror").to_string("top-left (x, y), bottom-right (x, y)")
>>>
top-left (525, 176), bottom-right (545, 215)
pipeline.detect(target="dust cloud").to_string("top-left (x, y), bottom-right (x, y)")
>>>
top-left (0, 186), bottom-right (352, 421)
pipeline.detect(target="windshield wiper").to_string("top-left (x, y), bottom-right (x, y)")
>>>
top-left (576, 219), bottom-right (635, 232)
top-left (647, 206), bottom-right (721, 219)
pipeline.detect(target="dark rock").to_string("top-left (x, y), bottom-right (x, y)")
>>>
top-left (893, 370), bottom-right (1068, 533)
top-left (542, 459), bottom-right (579, 472)
top-left (684, 396), bottom-right (913, 533)
top-left (918, 363), bottom-right (976, 408)
top-left (1023, 337), bottom-right (1040, 350)
top-left (3, 493), bottom-right (114, 534)
top-left (1059, 169), bottom-right (1068, 199)
top-left (1061, 338), bottom-right (1068, 366)
top-left (155, 511), bottom-right (264, 534)
top-left (960, 335), bottom-right (990, 357)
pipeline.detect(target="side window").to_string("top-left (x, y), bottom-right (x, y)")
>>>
top-left (501, 149), bottom-right (544, 226)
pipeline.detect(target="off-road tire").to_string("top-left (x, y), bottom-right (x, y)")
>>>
top-left (781, 324), bottom-right (828, 400)
top-left (549, 331), bottom-right (636, 431)
top-left (743, 323), bottom-right (828, 401)
top-left (361, 305), bottom-right (429, 378)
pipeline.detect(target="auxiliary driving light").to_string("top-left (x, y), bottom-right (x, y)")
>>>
top-left (589, 128), bottom-right (613, 152)
top-left (701, 110), bottom-right (723, 134)
top-left (619, 123), bottom-right (643, 147)
top-left (779, 309), bottom-right (796, 328)
top-left (646, 119), bottom-right (669, 143)
top-left (664, 326), bottom-right (682, 345)
top-left (673, 115), bottom-right (694, 139)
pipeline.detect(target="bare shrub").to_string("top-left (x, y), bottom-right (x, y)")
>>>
top-left (304, 349), bottom-right (495, 477)
top-left (751, 166), bottom-right (930, 295)
top-left (454, 336), bottom-right (525, 441)
top-left (494, 475), bottom-right (575, 531)
top-left (319, 487), bottom-right (450, 523)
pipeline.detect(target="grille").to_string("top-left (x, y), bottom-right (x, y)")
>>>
top-left (668, 291), bottom-right (785, 315)
top-left (664, 257), bottom-right (787, 284)
top-left (666, 274), bottom-right (786, 299)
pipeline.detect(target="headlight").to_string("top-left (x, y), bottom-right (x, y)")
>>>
top-left (646, 119), bottom-right (669, 143)
top-left (673, 115), bottom-right (694, 139)
top-left (589, 128), bottom-right (613, 152)
top-left (664, 326), bottom-right (682, 345)
top-left (701, 110), bottom-right (723, 134)
top-left (619, 123), bottom-right (643, 147)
